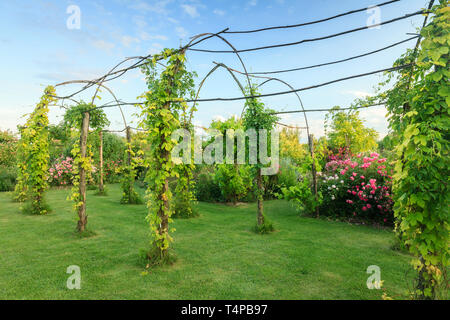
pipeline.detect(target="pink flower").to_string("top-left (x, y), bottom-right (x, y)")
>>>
top-left (350, 176), bottom-right (354, 181)
top-left (360, 175), bottom-right (365, 179)
top-left (362, 206), bottom-right (367, 211)
top-left (366, 204), bottom-right (371, 209)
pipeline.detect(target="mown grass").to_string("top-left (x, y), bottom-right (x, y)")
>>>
top-left (0, 184), bottom-right (414, 299)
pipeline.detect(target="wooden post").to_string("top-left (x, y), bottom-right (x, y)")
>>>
top-left (126, 126), bottom-right (132, 197)
top-left (309, 134), bottom-right (319, 217)
top-left (257, 167), bottom-right (264, 225)
top-left (99, 130), bottom-right (104, 193)
top-left (77, 111), bottom-right (90, 232)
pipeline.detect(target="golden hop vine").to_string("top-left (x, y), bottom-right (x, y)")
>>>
top-left (14, 86), bottom-right (56, 214)
top-left (64, 103), bottom-right (109, 224)
top-left (375, 2), bottom-right (449, 299)
top-left (139, 48), bottom-right (196, 261)
top-left (120, 140), bottom-right (144, 204)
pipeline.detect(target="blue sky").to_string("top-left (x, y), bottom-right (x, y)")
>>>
top-left (0, 0), bottom-right (429, 141)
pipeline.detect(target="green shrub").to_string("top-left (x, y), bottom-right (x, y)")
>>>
top-left (195, 169), bottom-right (222, 202)
top-left (253, 214), bottom-right (275, 234)
top-left (0, 166), bottom-right (17, 192)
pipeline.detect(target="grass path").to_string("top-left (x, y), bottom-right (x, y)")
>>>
top-left (0, 185), bottom-right (413, 299)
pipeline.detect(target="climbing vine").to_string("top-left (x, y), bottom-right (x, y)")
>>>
top-left (139, 48), bottom-right (196, 262)
top-left (64, 102), bottom-right (109, 231)
top-left (375, 2), bottom-right (449, 299)
top-left (243, 85), bottom-right (279, 233)
top-left (14, 86), bottom-right (56, 214)
top-left (120, 135), bottom-right (143, 204)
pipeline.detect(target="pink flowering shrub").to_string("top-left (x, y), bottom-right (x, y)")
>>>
top-left (48, 156), bottom-right (74, 186)
top-left (318, 151), bottom-right (394, 225)
top-left (103, 159), bottom-right (122, 183)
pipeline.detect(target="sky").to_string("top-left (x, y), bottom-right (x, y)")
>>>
top-left (0, 0), bottom-right (430, 142)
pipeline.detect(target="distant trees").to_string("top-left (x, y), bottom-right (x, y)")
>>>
top-left (324, 107), bottom-right (378, 154)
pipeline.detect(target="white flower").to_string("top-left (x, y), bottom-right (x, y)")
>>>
top-left (332, 185), bottom-right (336, 188)
top-left (331, 195), bottom-right (335, 200)
top-left (340, 180), bottom-right (344, 184)
top-left (328, 187), bottom-right (331, 190)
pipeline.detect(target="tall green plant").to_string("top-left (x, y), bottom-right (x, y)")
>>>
top-left (15, 86), bottom-right (56, 214)
top-left (243, 86), bottom-right (279, 233)
top-left (64, 102), bottom-right (109, 231)
top-left (139, 48), bottom-right (196, 262)
top-left (375, 2), bottom-right (449, 299)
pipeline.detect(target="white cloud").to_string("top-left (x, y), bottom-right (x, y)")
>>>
top-left (167, 17), bottom-right (179, 24)
top-left (132, 16), bottom-right (148, 29)
top-left (213, 9), bottom-right (225, 16)
top-left (343, 90), bottom-right (373, 98)
top-left (147, 43), bottom-right (164, 55)
top-left (91, 39), bottom-right (115, 52)
top-left (248, 0), bottom-right (258, 6)
top-left (121, 35), bottom-right (140, 47)
top-left (139, 31), bottom-right (168, 41)
top-left (129, 0), bottom-right (172, 14)
top-left (181, 4), bottom-right (199, 18)
top-left (175, 26), bottom-right (188, 38)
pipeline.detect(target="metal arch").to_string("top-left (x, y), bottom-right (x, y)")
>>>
top-left (187, 63), bottom-right (246, 125)
top-left (185, 31), bottom-right (254, 125)
top-left (256, 78), bottom-right (310, 138)
top-left (55, 80), bottom-right (128, 129)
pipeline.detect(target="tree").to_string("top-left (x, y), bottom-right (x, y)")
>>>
top-left (279, 127), bottom-right (307, 165)
top-left (64, 102), bottom-right (109, 232)
top-left (210, 116), bottom-right (253, 204)
top-left (243, 86), bottom-right (279, 233)
top-left (324, 107), bottom-right (378, 154)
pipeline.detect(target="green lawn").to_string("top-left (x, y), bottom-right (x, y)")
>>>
top-left (0, 184), bottom-right (413, 299)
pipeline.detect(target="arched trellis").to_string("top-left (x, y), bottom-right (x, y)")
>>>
top-left (52, 80), bottom-right (132, 230)
top-left (200, 61), bottom-right (319, 216)
top-left (254, 77), bottom-right (319, 217)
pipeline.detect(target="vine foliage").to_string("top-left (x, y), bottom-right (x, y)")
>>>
top-left (139, 48), bottom-right (196, 262)
top-left (14, 86), bottom-right (56, 215)
top-left (64, 102), bottom-right (109, 232)
top-left (376, 2), bottom-right (449, 299)
top-left (242, 85), bottom-right (279, 233)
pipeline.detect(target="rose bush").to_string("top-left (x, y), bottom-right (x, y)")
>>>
top-left (48, 156), bottom-right (74, 187)
top-left (318, 151), bottom-right (394, 225)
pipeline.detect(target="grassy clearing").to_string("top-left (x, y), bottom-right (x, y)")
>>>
top-left (0, 184), bottom-right (413, 299)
